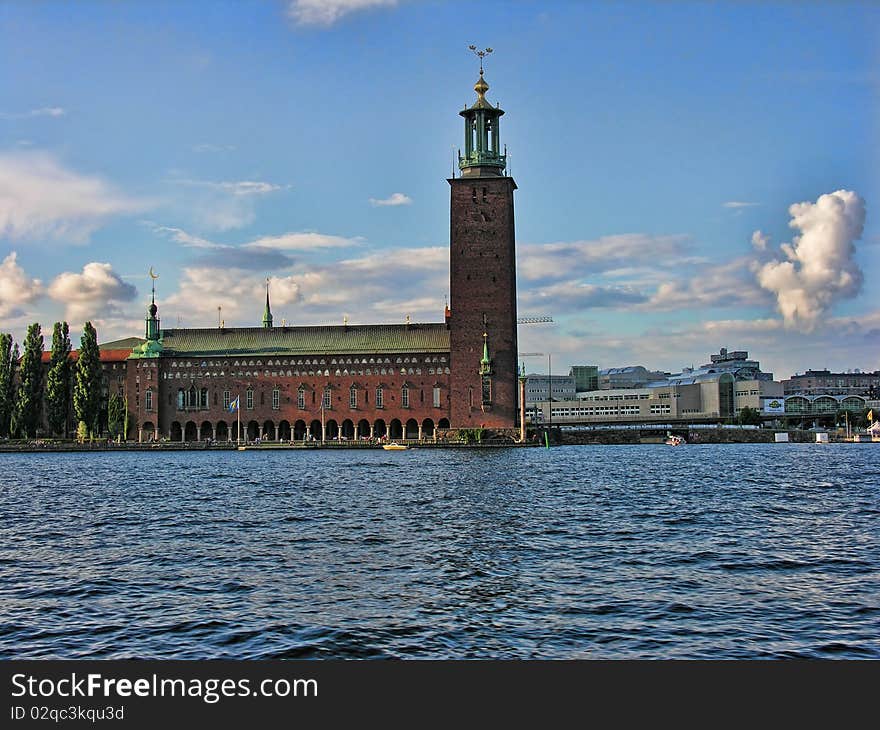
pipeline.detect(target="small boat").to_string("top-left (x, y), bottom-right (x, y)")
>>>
top-left (382, 442), bottom-right (409, 450)
top-left (665, 433), bottom-right (686, 446)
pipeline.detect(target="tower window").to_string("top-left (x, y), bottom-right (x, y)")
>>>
top-left (402, 385), bottom-right (409, 408)
top-left (433, 387), bottom-right (441, 408)
top-left (482, 187), bottom-right (487, 201)
top-left (472, 188), bottom-right (477, 202)
top-left (145, 390), bottom-right (153, 412)
top-left (297, 386), bottom-right (305, 409)
top-left (376, 386), bottom-right (384, 409)
top-left (223, 390), bottom-right (230, 409)
top-left (323, 387), bottom-right (331, 409)
top-left (349, 385), bottom-right (357, 409)
top-left (246, 389), bottom-right (254, 410)
top-left (272, 388), bottom-right (280, 410)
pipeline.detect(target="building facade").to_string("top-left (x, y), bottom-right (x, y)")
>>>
top-left (523, 374), bottom-right (577, 403)
top-left (119, 69), bottom-right (519, 442)
top-left (782, 369), bottom-right (880, 397)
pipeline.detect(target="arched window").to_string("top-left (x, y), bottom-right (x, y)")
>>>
top-left (349, 385), bottom-right (357, 409)
top-left (433, 387), bottom-right (441, 408)
top-left (272, 387), bottom-right (280, 410)
top-left (376, 386), bottom-right (384, 409)
top-left (246, 389), bottom-right (254, 410)
top-left (297, 385), bottom-right (305, 409)
top-left (401, 385), bottom-right (409, 408)
top-left (200, 388), bottom-right (208, 409)
top-left (323, 386), bottom-right (331, 410)
top-left (145, 390), bottom-right (153, 412)
top-left (177, 389), bottom-right (185, 410)
top-left (223, 390), bottom-right (230, 409)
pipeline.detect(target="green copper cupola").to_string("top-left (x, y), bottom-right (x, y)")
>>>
top-left (262, 277), bottom-right (273, 328)
top-left (458, 52), bottom-right (507, 177)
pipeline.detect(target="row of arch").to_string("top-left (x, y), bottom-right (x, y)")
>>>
top-left (140, 418), bottom-right (452, 443)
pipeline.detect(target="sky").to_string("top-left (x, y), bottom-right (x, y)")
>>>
top-left (0, 0), bottom-right (878, 380)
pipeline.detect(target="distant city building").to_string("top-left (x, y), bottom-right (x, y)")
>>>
top-left (598, 366), bottom-right (669, 390)
top-left (569, 365), bottom-right (598, 392)
top-left (782, 369), bottom-right (880, 397)
top-left (700, 347), bottom-right (773, 381)
top-left (528, 375), bottom-right (785, 426)
top-left (524, 374), bottom-right (576, 403)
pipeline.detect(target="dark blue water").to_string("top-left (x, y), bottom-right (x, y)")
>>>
top-left (1, 444), bottom-right (878, 659)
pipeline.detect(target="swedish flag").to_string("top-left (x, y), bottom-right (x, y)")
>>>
top-left (228, 395), bottom-right (240, 413)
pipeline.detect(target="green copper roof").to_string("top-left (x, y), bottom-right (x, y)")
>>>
top-left (157, 323), bottom-right (450, 357)
top-left (100, 337), bottom-right (145, 350)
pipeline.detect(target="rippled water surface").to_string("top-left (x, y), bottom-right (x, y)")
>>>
top-left (1, 444), bottom-right (878, 659)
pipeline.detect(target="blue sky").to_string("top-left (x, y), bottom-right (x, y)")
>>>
top-left (1, 0), bottom-right (877, 379)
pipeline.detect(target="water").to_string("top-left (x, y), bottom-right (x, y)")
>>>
top-left (1, 444), bottom-right (878, 659)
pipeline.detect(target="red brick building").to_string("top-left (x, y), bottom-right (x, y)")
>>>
top-left (122, 70), bottom-right (519, 443)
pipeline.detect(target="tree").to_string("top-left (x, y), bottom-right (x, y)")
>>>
top-left (737, 406), bottom-right (762, 426)
top-left (73, 322), bottom-right (102, 438)
top-left (107, 391), bottom-right (124, 439)
top-left (0, 334), bottom-right (17, 438)
top-left (13, 323), bottom-right (44, 438)
top-left (45, 322), bottom-right (72, 437)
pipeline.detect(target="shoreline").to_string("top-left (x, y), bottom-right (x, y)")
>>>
top-left (0, 428), bottom-right (874, 452)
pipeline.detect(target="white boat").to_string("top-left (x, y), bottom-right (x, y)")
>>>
top-left (382, 442), bottom-right (409, 450)
top-left (665, 433), bottom-right (686, 446)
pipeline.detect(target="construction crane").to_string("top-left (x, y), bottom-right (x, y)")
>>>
top-left (517, 316), bottom-right (553, 324)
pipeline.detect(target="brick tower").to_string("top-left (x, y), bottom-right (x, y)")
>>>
top-left (448, 63), bottom-right (518, 428)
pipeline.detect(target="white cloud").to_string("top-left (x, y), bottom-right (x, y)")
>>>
top-left (756, 190), bottom-right (866, 331)
top-left (369, 192), bottom-right (412, 207)
top-left (519, 234), bottom-right (689, 282)
top-left (146, 223), bottom-right (218, 249)
top-left (161, 244), bottom-right (447, 328)
top-left (0, 152), bottom-right (148, 242)
top-left (751, 230), bottom-right (769, 251)
top-left (164, 268), bottom-right (303, 326)
top-left (0, 252), bottom-right (42, 318)
top-left (48, 262), bottom-right (138, 323)
top-left (723, 201), bottom-right (759, 209)
top-left (646, 257), bottom-right (770, 312)
top-left (244, 232), bottom-right (362, 251)
top-left (0, 107), bottom-right (66, 119)
top-left (192, 143), bottom-right (236, 153)
top-left (287, 0), bottom-right (399, 26)
top-left (169, 178), bottom-right (286, 232)
top-left (217, 181), bottom-right (283, 196)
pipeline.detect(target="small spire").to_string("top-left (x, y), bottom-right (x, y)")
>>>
top-left (479, 331), bottom-right (491, 375)
top-left (262, 276), bottom-right (273, 328)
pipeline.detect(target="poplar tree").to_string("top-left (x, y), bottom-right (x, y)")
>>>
top-left (13, 323), bottom-right (44, 438)
top-left (73, 322), bottom-right (102, 438)
top-left (107, 391), bottom-right (124, 438)
top-left (45, 322), bottom-right (72, 437)
top-left (0, 334), bottom-right (15, 438)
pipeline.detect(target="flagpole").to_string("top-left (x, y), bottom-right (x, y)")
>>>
top-left (237, 396), bottom-right (241, 446)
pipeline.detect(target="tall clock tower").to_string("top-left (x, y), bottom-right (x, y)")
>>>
top-left (448, 65), bottom-right (518, 428)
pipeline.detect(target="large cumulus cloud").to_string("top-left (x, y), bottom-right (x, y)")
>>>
top-left (756, 190), bottom-right (865, 331)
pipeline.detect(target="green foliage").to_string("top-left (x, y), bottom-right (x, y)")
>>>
top-left (737, 406), bottom-right (762, 426)
top-left (0, 333), bottom-right (15, 438)
top-left (74, 322), bottom-right (102, 438)
top-left (45, 322), bottom-right (72, 436)
top-left (13, 323), bottom-right (44, 438)
top-left (107, 391), bottom-right (125, 438)
top-left (458, 427), bottom-right (484, 444)
top-left (76, 420), bottom-right (89, 443)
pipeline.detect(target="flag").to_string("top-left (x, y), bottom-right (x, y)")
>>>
top-left (868, 409), bottom-right (873, 422)
top-left (228, 396), bottom-right (239, 413)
